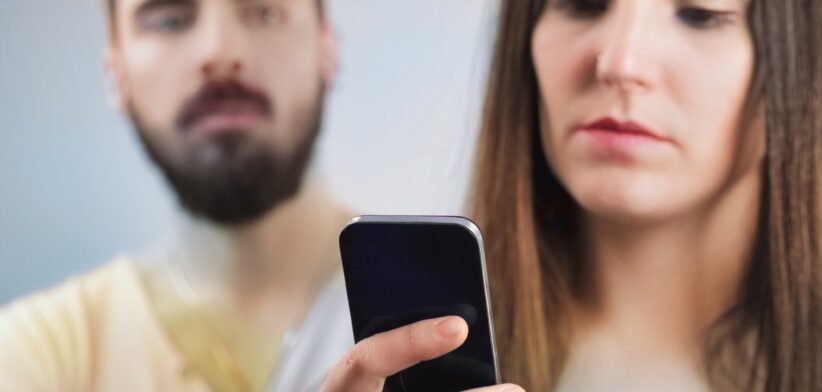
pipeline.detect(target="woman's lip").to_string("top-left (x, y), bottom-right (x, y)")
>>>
top-left (573, 117), bottom-right (677, 163)
top-left (576, 117), bottom-right (669, 142)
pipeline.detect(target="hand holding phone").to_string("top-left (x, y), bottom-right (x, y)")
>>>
top-left (326, 216), bottom-right (504, 392)
top-left (320, 316), bottom-right (522, 392)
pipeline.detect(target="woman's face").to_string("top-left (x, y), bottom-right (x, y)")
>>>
top-left (532, 0), bottom-right (763, 223)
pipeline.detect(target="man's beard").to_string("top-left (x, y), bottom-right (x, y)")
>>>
top-left (128, 90), bottom-right (324, 227)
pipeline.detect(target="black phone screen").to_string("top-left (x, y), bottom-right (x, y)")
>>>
top-left (339, 216), bottom-right (498, 392)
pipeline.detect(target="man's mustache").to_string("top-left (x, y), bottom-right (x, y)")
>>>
top-left (176, 80), bottom-right (273, 131)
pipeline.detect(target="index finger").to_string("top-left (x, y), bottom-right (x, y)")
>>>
top-left (322, 316), bottom-right (468, 391)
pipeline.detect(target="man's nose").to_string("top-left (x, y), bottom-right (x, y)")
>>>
top-left (196, 9), bottom-right (248, 81)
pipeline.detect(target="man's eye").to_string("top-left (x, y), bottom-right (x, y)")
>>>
top-left (245, 3), bottom-right (285, 26)
top-left (138, 8), bottom-right (194, 32)
top-left (676, 7), bottom-right (733, 29)
top-left (553, 0), bottom-right (609, 18)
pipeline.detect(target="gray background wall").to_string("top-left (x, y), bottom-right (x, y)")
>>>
top-left (0, 0), bottom-right (496, 303)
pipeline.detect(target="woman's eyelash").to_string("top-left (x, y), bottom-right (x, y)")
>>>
top-left (549, 0), bottom-right (738, 29)
top-left (676, 7), bottom-right (736, 29)
top-left (552, 0), bottom-right (609, 17)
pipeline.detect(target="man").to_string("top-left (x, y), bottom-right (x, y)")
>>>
top-left (0, 0), bottom-right (353, 390)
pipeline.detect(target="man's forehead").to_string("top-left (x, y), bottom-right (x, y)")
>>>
top-left (115, 0), bottom-right (303, 10)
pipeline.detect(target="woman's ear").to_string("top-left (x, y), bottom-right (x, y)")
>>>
top-left (104, 46), bottom-right (129, 112)
top-left (732, 104), bottom-right (767, 181)
top-left (318, 21), bottom-right (339, 89)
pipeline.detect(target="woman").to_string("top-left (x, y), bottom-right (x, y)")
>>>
top-left (322, 0), bottom-right (821, 390)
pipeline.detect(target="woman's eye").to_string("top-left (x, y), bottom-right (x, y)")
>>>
top-left (553, 0), bottom-right (609, 18)
top-left (676, 7), bottom-right (732, 29)
top-left (138, 7), bottom-right (194, 33)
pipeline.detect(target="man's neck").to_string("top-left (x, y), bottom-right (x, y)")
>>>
top-left (174, 179), bottom-right (351, 320)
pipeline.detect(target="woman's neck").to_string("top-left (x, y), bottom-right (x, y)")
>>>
top-left (576, 165), bottom-right (762, 352)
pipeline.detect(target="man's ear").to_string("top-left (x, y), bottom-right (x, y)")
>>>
top-left (319, 21), bottom-right (338, 88)
top-left (104, 45), bottom-right (129, 113)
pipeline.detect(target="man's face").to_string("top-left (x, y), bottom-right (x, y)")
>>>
top-left (107, 0), bottom-right (335, 225)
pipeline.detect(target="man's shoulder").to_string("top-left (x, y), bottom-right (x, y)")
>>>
top-left (1, 258), bottom-right (141, 323)
top-left (0, 258), bottom-right (150, 389)
top-left (0, 257), bottom-right (148, 351)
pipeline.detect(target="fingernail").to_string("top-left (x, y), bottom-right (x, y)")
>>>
top-left (500, 384), bottom-right (520, 392)
top-left (435, 317), bottom-right (464, 339)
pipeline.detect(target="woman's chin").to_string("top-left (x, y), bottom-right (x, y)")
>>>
top-left (573, 186), bottom-right (681, 226)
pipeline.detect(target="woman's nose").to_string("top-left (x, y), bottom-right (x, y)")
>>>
top-left (594, 4), bottom-right (663, 95)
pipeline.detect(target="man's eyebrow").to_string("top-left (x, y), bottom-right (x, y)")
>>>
top-left (135, 0), bottom-right (194, 14)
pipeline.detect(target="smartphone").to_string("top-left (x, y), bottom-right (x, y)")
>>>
top-left (339, 215), bottom-right (500, 392)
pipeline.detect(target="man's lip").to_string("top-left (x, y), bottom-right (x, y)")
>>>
top-left (185, 111), bottom-right (269, 137)
top-left (576, 117), bottom-right (670, 142)
top-left (180, 100), bottom-right (271, 134)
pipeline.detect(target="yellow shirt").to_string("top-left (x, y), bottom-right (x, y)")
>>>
top-left (0, 259), bottom-right (212, 391)
top-left (0, 258), bottom-right (354, 392)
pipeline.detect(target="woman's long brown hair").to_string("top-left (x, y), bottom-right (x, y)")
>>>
top-left (470, 1), bottom-right (821, 390)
